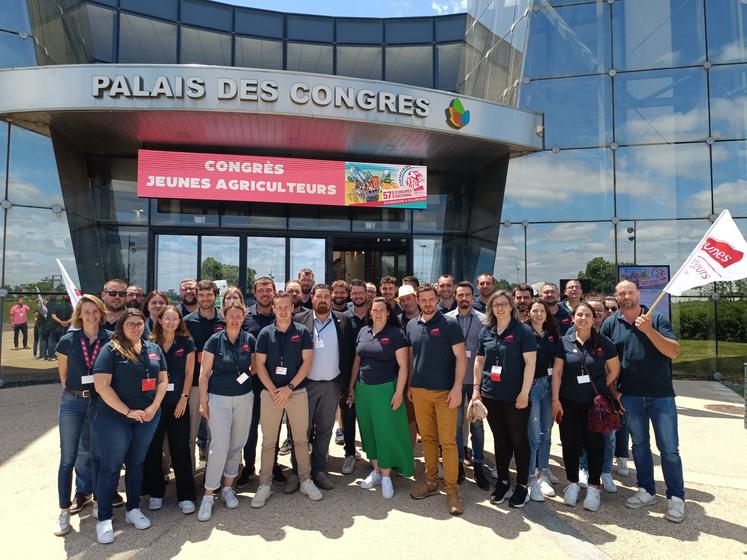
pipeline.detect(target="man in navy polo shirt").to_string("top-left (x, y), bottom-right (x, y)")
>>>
top-left (560, 279), bottom-right (583, 314)
top-left (472, 272), bottom-right (495, 313)
top-left (513, 283), bottom-right (534, 324)
top-left (541, 282), bottom-right (572, 335)
top-left (184, 280), bottom-right (225, 471)
top-left (407, 284), bottom-right (466, 515)
top-left (437, 274), bottom-right (457, 313)
top-left (601, 280), bottom-right (685, 523)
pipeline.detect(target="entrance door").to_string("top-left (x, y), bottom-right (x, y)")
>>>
top-left (332, 236), bottom-right (408, 283)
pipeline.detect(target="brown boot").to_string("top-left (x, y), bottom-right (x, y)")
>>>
top-left (447, 491), bottom-right (464, 515)
top-left (410, 480), bottom-right (440, 500)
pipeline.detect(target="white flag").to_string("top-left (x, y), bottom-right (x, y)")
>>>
top-left (35, 287), bottom-right (48, 317)
top-left (664, 209), bottom-right (747, 296)
top-left (56, 258), bottom-right (81, 307)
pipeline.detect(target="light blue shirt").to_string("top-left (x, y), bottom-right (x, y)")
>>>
top-left (307, 313), bottom-right (340, 381)
top-left (446, 307), bottom-right (486, 386)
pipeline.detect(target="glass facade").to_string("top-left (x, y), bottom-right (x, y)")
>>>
top-left (465, 0), bottom-right (747, 378)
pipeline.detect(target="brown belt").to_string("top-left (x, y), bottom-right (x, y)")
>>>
top-left (64, 387), bottom-right (97, 398)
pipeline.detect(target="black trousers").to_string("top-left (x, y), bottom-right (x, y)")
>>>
top-left (13, 324), bottom-right (28, 348)
top-left (338, 396), bottom-right (357, 458)
top-left (143, 400), bottom-right (196, 501)
top-left (559, 399), bottom-right (604, 486)
top-left (483, 395), bottom-right (530, 486)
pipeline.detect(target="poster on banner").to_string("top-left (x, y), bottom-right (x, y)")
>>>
top-left (137, 149), bottom-right (427, 209)
top-left (617, 265), bottom-right (671, 321)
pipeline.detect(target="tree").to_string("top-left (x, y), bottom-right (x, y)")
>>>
top-left (578, 257), bottom-right (616, 294)
top-left (201, 257), bottom-right (239, 287)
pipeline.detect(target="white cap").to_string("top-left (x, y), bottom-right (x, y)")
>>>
top-left (395, 285), bottom-right (417, 301)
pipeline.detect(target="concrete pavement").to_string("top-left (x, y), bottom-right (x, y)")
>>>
top-left (0, 380), bottom-right (745, 559)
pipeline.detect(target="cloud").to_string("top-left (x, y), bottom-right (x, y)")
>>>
top-left (432, 0), bottom-right (467, 15)
top-left (618, 106), bottom-right (708, 144)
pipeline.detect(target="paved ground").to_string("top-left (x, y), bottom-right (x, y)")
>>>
top-left (1, 380), bottom-right (745, 559)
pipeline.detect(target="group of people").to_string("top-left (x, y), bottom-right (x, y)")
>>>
top-left (51, 270), bottom-right (687, 544)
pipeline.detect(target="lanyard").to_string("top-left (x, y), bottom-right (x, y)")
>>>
top-left (137, 345), bottom-right (154, 379)
top-left (314, 318), bottom-right (333, 338)
top-left (80, 335), bottom-right (102, 374)
top-left (224, 332), bottom-right (245, 375)
top-left (458, 314), bottom-right (474, 339)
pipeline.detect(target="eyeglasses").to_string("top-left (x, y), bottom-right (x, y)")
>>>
top-left (181, 287), bottom-right (196, 292)
top-left (492, 302), bottom-right (511, 309)
top-left (124, 321), bottom-right (145, 329)
top-left (605, 306), bottom-right (618, 312)
top-left (106, 290), bottom-right (127, 297)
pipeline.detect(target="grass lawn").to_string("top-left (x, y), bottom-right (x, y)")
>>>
top-left (674, 339), bottom-right (747, 381)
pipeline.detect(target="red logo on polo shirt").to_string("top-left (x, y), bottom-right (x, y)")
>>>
top-left (594, 346), bottom-right (604, 357)
top-left (380, 337), bottom-right (390, 345)
top-left (290, 334), bottom-right (301, 342)
top-left (430, 328), bottom-right (441, 336)
top-left (504, 334), bottom-right (515, 343)
top-left (214, 325), bottom-right (224, 332)
top-left (174, 348), bottom-right (184, 357)
top-left (148, 352), bottom-right (158, 361)
top-left (561, 318), bottom-right (570, 325)
top-left (702, 237), bottom-right (744, 268)
top-left (548, 335), bottom-right (555, 342)
top-left (241, 343), bottom-right (250, 352)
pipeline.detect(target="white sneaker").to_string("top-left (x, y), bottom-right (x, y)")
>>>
top-left (178, 500), bottom-right (195, 514)
top-left (54, 510), bottom-right (71, 536)
top-left (626, 487), bottom-right (656, 509)
top-left (251, 484), bottom-right (272, 508)
top-left (666, 496), bottom-right (685, 523)
top-left (96, 519), bottom-right (114, 544)
top-left (92, 503), bottom-right (98, 520)
top-left (197, 495), bottom-right (214, 521)
top-left (583, 486), bottom-right (601, 511)
top-left (381, 476), bottom-right (394, 499)
top-left (300, 479), bottom-right (323, 501)
top-left (360, 469), bottom-right (383, 489)
top-left (578, 468), bottom-right (589, 489)
top-left (342, 455), bottom-right (355, 475)
top-left (125, 508), bottom-right (151, 530)
top-left (538, 475), bottom-right (555, 497)
top-left (601, 473), bottom-right (617, 493)
top-left (335, 428), bottom-right (344, 444)
top-left (148, 497), bottom-right (163, 511)
top-left (221, 487), bottom-right (239, 509)
top-left (564, 483), bottom-right (580, 507)
top-left (529, 480), bottom-right (545, 502)
top-left (616, 457), bottom-right (630, 477)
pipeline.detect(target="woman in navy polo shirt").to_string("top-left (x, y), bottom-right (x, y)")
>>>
top-left (143, 290), bottom-right (168, 332)
top-left (347, 297), bottom-right (414, 499)
top-left (92, 308), bottom-right (168, 545)
top-left (527, 299), bottom-right (563, 502)
top-left (473, 291), bottom-right (537, 509)
top-left (143, 305), bottom-right (197, 514)
top-left (53, 294), bottom-right (110, 537)
top-left (197, 301), bottom-right (255, 522)
top-left (551, 302), bottom-right (620, 512)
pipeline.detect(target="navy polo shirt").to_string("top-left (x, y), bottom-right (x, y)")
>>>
top-left (471, 299), bottom-right (487, 313)
top-left (56, 328), bottom-right (111, 391)
top-left (356, 323), bottom-right (409, 385)
top-left (256, 322), bottom-right (313, 389)
top-left (242, 304), bottom-right (275, 338)
top-left (560, 333), bottom-right (617, 403)
top-left (160, 336), bottom-right (196, 405)
top-left (438, 300), bottom-right (458, 314)
top-left (345, 308), bottom-right (369, 341)
top-left (93, 340), bottom-right (167, 417)
top-left (600, 309), bottom-right (676, 398)
top-left (532, 329), bottom-right (562, 380)
top-left (406, 311), bottom-right (465, 391)
top-left (477, 320), bottom-right (537, 402)
top-left (203, 330), bottom-right (255, 397)
top-left (184, 310), bottom-right (225, 386)
top-left (554, 306), bottom-right (572, 335)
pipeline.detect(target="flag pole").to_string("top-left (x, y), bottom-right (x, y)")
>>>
top-left (645, 291), bottom-right (668, 317)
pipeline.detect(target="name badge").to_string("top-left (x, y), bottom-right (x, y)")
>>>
top-left (81, 374), bottom-right (94, 385)
top-left (236, 372), bottom-right (250, 384)
top-left (466, 350), bottom-right (472, 358)
top-left (547, 368), bottom-right (553, 377)
top-left (275, 366), bottom-right (288, 376)
top-left (141, 378), bottom-right (156, 392)
top-left (577, 375), bottom-right (591, 384)
top-left (167, 383), bottom-right (175, 391)
top-left (490, 365), bottom-right (502, 382)
top-left (314, 338), bottom-right (325, 349)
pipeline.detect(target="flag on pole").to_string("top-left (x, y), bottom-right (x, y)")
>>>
top-left (663, 209), bottom-right (747, 296)
top-left (56, 258), bottom-right (81, 307)
top-left (35, 287), bottom-right (48, 317)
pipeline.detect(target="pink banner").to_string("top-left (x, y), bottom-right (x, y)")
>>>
top-left (137, 149), bottom-right (427, 208)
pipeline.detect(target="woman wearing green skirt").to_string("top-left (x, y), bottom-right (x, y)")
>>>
top-left (347, 297), bottom-right (414, 499)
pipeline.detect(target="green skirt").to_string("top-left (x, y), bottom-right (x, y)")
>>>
top-left (355, 380), bottom-right (414, 477)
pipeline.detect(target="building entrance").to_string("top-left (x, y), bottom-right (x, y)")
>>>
top-left (332, 236), bottom-right (408, 284)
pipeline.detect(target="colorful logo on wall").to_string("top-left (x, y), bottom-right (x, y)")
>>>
top-left (446, 98), bottom-right (470, 129)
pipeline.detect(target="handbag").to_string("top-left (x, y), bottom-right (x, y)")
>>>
top-left (584, 352), bottom-right (621, 433)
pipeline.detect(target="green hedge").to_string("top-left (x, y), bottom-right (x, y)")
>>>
top-left (675, 300), bottom-right (747, 342)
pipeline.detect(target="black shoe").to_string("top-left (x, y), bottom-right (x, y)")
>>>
top-left (112, 492), bottom-right (124, 508)
top-left (473, 463), bottom-right (490, 491)
top-left (458, 463), bottom-right (465, 484)
top-left (490, 480), bottom-right (512, 505)
top-left (237, 465), bottom-right (255, 489)
top-left (272, 464), bottom-right (287, 484)
top-left (509, 484), bottom-right (529, 508)
top-left (69, 492), bottom-right (92, 514)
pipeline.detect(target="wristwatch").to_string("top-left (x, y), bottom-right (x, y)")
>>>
top-left (287, 383), bottom-right (295, 391)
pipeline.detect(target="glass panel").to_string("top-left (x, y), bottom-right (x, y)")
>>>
top-left (0, 31), bottom-right (36, 68)
top-left (1, 0), bottom-right (31, 32)
top-left (672, 296), bottom-right (716, 377)
top-left (494, 223), bottom-right (526, 287)
top-left (706, 0), bottom-right (747, 63)
top-left (413, 236), bottom-right (442, 284)
top-left (64, 3), bottom-right (115, 63)
top-left (614, 68), bottom-right (708, 145)
top-left (222, 201), bottom-right (287, 229)
top-left (709, 64), bottom-right (747, 140)
top-left (711, 141), bottom-right (747, 216)
top-left (286, 42), bottom-right (333, 75)
top-left (615, 144), bottom-right (711, 219)
top-left (612, 0), bottom-right (705, 70)
top-left (90, 158), bottom-right (147, 223)
top-left (156, 235), bottom-right (197, 294)
top-left (526, 222), bottom-right (615, 288)
top-left (118, 13), bottom-right (177, 64)
top-left (201, 236), bottom-right (240, 286)
top-left (502, 149), bottom-right (614, 222)
top-left (99, 226), bottom-right (148, 287)
top-left (351, 207), bottom-right (411, 233)
top-left (386, 45), bottom-right (433, 88)
top-left (179, 26), bottom-right (231, 66)
top-left (288, 205), bottom-right (349, 231)
top-left (247, 237), bottom-right (286, 291)
top-left (151, 199), bottom-right (219, 226)
top-left (8, 126), bottom-right (63, 207)
top-left (336, 19), bottom-right (383, 44)
top-left (384, 18), bottom-right (433, 44)
top-left (336, 45), bottom-right (382, 80)
top-left (519, 75), bottom-right (612, 149)
top-left (412, 174), bottom-right (467, 234)
top-left (287, 15), bottom-right (334, 42)
top-left (4, 206), bottom-right (79, 290)
top-left (437, 43), bottom-right (464, 92)
top-left (235, 36), bottom-right (283, 70)
top-left (290, 238), bottom-right (326, 284)
top-left (524, 3), bottom-right (611, 79)
top-left (484, 40), bottom-right (512, 102)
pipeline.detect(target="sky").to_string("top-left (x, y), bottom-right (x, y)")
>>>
top-left (224, 0), bottom-right (468, 17)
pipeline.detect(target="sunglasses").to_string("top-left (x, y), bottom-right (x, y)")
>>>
top-left (106, 290), bottom-right (127, 297)
top-left (605, 306), bottom-right (618, 312)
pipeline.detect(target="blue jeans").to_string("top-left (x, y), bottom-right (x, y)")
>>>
top-left (46, 331), bottom-right (58, 359)
top-left (527, 376), bottom-right (553, 474)
top-left (57, 392), bottom-right (97, 508)
top-left (621, 395), bottom-right (684, 499)
top-left (457, 385), bottom-right (484, 463)
top-left (95, 410), bottom-right (160, 521)
top-left (615, 418), bottom-right (630, 458)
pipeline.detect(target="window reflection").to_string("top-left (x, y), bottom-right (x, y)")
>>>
top-left (413, 174), bottom-right (467, 234)
top-left (286, 42), bottom-right (333, 74)
top-left (290, 238), bottom-right (325, 283)
top-left (180, 26), bottom-right (231, 66)
top-left (614, 68), bottom-right (708, 145)
top-left (336, 46), bottom-right (382, 80)
top-left (90, 158), bottom-right (147, 224)
top-left (1, 0), bottom-right (31, 32)
top-left (118, 13), bottom-right (176, 64)
top-left (706, 0), bottom-right (747, 63)
top-left (247, 237), bottom-right (286, 290)
top-left (288, 205), bottom-right (349, 231)
top-left (351, 207), bottom-right (410, 233)
top-left (8, 125), bottom-right (64, 207)
top-left (0, 30), bottom-right (36, 69)
top-left (222, 201), bottom-right (287, 229)
top-left (413, 236), bottom-right (442, 284)
top-left (201, 236), bottom-right (240, 286)
top-left (386, 45), bottom-right (433, 88)
top-left (709, 64), bottom-right (747, 140)
top-left (711, 141), bottom-right (747, 216)
top-left (235, 36), bottom-right (282, 70)
top-left (151, 199), bottom-right (219, 226)
top-left (494, 223), bottom-right (525, 286)
top-left (156, 235), bottom-right (197, 294)
top-left (100, 226), bottom-right (148, 287)
top-left (437, 43), bottom-right (464, 92)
